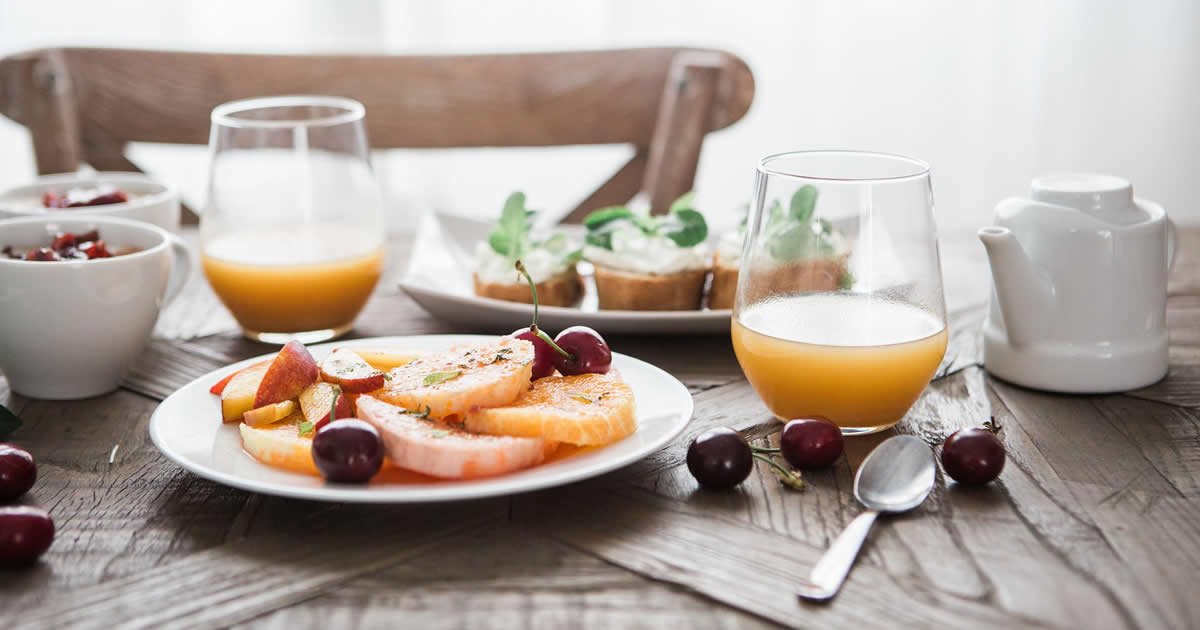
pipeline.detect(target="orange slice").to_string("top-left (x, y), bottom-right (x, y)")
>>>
top-left (238, 411), bottom-right (317, 475)
top-left (373, 338), bottom-right (533, 420)
top-left (463, 373), bottom-right (636, 446)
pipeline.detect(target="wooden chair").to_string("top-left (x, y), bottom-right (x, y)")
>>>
top-left (0, 47), bottom-right (753, 222)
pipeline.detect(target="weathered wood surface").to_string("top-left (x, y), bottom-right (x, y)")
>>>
top-left (1, 229), bottom-right (1198, 629)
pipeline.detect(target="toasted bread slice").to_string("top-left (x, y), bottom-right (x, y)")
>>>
top-left (372, 338), bottom-right (534, 420)
top-left (473, 268), bottom-right (583, 307)
top-left (592, 266), bottom-right (708, 311)
top-left (739, 255), bottom-right (849, 302)
top-left (708, 251), bottom-right (739, 310)
top-left (463, 373), bottom-right (636, 446)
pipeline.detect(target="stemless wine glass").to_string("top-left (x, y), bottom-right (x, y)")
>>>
top-left (201, 96), bottom-right (386, 344)
top-left (731, 150), bottom-right (948, 435)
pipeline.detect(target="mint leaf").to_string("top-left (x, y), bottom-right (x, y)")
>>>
top-left (423, 370), bottom-right (461, 386)
top-left (790, 185), bottom-right (818, 222)
top-left (583, 206), bottom-right (634, 229)
top-left (668, 192), bottom-right (696, 214)
top-left (488, 192), bottom-right (533, 259)
top-left (405, 405), bottom-right (432, 418)
top-left (660, 207), bottom-right (708, 248)
top-left (838, 270), bottom-right (855, 290)
top-left (0, 404), bottom-right (22, 440)
top-left (768, 222), bottom-right (819, 260)
top-left (766, 199), bottom-right (786, 228)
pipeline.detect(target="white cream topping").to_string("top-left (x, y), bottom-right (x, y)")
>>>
top-left (584, 227), bottom-right (708, 275)
top-left (474, 240), bottom-right (575, 284)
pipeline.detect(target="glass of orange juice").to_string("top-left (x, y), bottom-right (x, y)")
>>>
top-left (200, 96), bottom-right (385, 344)
top-left (731, 151), bottom-right (948, 435)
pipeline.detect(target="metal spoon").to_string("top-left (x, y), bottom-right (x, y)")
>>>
top-left (797, 435), bottom-right (936, 601)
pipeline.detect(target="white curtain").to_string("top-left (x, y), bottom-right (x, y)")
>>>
top-left (1, 0), bottom-right (1195, 234)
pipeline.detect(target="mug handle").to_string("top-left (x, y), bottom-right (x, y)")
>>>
top-left (164, 234), bottom-right (194, 306)
top-left (1166, 217), bottom-right (1178, 271)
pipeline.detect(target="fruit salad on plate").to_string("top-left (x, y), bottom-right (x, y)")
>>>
top-left (214, 262), bottom-right (635, 484)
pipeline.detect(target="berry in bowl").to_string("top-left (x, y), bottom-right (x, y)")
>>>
top-left (0, 172), bottom-right (180, 232)
top-left (2, 228), bottom-right (138, 262)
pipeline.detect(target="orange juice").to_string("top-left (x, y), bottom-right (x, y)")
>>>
top-left (732, 294), bottom-right (947, 434)
top-left (202, 225), bottom-right (384, 336)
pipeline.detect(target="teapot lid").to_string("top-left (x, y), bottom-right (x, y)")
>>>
top-left (1031, 173), bottom-right (1147, 225)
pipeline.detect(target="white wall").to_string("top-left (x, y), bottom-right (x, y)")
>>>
top-left (1, 0), bottom-right (1196, 236)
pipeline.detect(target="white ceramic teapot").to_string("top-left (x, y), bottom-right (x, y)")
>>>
top-left (978, 174), bottom-right (1176, 393)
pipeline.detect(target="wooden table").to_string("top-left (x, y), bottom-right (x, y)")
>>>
top-left (3, 228), bottom-right (1198, 630)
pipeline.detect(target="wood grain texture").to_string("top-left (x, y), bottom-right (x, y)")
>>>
top-left (0, 47), bottom-right (752, 150)
top-left (0, 49), bottom-right (82, 173)
top-left (2, 228), bottom-right (1199, 629)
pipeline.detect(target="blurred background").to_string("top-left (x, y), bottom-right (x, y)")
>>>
top-left (1, 0), bottom-right (1196, 236)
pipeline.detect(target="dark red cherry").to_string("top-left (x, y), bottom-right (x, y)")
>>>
top-left (0, 506), bottom-right (54, 567)
top-left (686, 428), bottom-right (753, 490)
top-left (511, 327), bottom-right (557, 380)
top-left (0, 444), bottom-right (36, 502)
top-left (780, 417), bottom-right (844, 470)
top-left (941, 423), bottom-right (1005, 485)
top-left (311, 419), bottom-right (384, 484)
top-left (552, 326), bottom-right (612, 376)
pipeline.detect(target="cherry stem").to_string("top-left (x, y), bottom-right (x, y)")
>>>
top-left (329, 386), bottom-right (342, 422)
top-left (752, 453), bottom-right (805, 490)
top-left (515, 260), bottom-right (574, 360)
top-left (751, 445), bottom-right (781, 454)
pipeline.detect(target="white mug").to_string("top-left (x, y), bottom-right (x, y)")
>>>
top-left (0, 216), bottom-right (192, 399)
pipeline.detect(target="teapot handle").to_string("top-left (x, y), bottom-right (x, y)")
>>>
top-left (1167, 217), bottom-right (1178, 271)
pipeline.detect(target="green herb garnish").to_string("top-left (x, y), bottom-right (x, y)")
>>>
top-left (406, 405), bottom-right (432, 419)
top-left (488, 192), bottom-right (535, 259)
top-left (423, 371), bottom-right (461, 386)
top-left (763, 185), bottom-right (840, 261)
top-left (488, 192), bottom-right (582, 268)
top-left (0, 403), bottom-right (22, 440)
top-left (583, 192), bottom-right (708, 251)
top-left (838, 270), bottom-right (855, 290)
top-left (298, 421), bottom-right (315, 437)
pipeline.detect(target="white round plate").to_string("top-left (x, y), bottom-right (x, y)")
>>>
top-left (149, 335), bottom-right (693, 503)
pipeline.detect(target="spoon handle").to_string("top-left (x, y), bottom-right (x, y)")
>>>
top-left (797, 509), bottom-right (879, 601)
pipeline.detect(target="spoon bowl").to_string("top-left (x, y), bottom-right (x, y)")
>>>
top-left (855, 435), bottom-right (937, 512)
top-left (798, 435), bottom-right (936, 601)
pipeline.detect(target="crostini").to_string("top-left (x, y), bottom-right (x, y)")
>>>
top-left (715, 185), bottom-right (852, 307)
top-left (582, 193), bottom-right (710, 311)
top-left (474, 192), bottom-right (583, 307)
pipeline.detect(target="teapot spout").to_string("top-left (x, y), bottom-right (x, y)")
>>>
top-left (978, 226), bottom-right (1054, 347)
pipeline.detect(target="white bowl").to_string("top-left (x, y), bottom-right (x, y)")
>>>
top-left (0, 172), bottom-right (180, 232)
top-left (0, 215), bottom-right (192, 399)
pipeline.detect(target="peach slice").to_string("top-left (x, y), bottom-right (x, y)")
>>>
top-left (243, 400), bottom-right (296, 427)
top-left (299, 381), bottom-right (354, 430)
top-left (319, 348), bottom-right (385, 393)
top-left (352, 349), bottom-right (425, 372)
top-left (254, 340), bottom-right (319, 408)
top-left (221, 363), bottom-right (270, 423)
top-left (209, 360), bottom-right (270, 395)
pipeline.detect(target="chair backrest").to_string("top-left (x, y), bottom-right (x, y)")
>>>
top-left (0, 47), bottom-right (753, 221)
